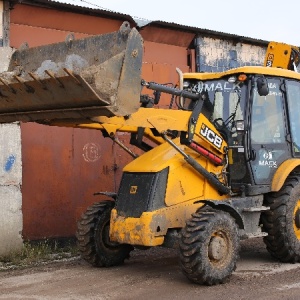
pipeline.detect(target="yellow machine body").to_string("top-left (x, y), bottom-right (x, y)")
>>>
top-left (108, 112), bottom-right (228, 246)
top-left (264, 41), bottom-right (300, 70)
top-left (2, 22), bottom-right (300, 284)
top-left (106, 64), bottom-right (300, 247)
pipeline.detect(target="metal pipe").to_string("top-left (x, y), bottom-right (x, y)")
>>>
top-left (176, 68), bottom-right (184, 107)
top-left (142, 80), bottom-right (200, 100)
top-left (111, 136), bottom-right (138, 158)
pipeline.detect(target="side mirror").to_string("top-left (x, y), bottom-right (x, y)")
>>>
top-left (257, 77), bottom-right (269, 96)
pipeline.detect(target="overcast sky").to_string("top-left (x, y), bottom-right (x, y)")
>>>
top-left (55, 0), bottom-right (300, 45)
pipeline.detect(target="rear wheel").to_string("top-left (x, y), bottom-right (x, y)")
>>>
top-left (262, 174), bottom-right (300, 262)
top-left (179, 208), bottom-right (240, 285)
top-left (76, 201), bottom-right (133, 267)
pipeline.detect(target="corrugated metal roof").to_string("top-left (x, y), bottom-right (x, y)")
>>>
top-left (18, 0), bottom-right (269, 46)
top-left (144, 20), bottom-right (268, 46)
top-left (21, 0), bottom-right (136, 21)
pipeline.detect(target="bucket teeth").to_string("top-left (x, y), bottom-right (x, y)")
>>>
top-left (44, 70), bottom-right (65, 88)
top-left (0, 77), bottom-right (17, 94)
top-left (0, 21), bottom-right (143, 124)
top-left (63, 68), bottom-right (82, 85)
top-left (28, 72), bottom-right (47, 90)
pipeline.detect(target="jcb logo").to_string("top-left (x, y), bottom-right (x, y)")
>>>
top-left (200, 124), bottom-right (223, 149)
top-left (130, 186), bottom-right (138, 194)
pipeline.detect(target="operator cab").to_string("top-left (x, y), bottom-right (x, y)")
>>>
top-left (183, 71), bottom-right (300, 196)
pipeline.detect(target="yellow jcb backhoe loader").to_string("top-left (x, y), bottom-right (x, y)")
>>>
top-left (0, 22), bottom-right (300, 285)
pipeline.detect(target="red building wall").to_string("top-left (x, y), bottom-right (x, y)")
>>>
top-left (10, 3), bottom-right (195, 239)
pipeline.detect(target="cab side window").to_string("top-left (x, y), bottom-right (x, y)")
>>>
top-left (251, 80), bottom-right (285, 144)
top-left (286, 80), bottom-right (300, 154)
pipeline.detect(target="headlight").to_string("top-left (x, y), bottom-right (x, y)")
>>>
top-left (183, 81), bottom-right (190, 88)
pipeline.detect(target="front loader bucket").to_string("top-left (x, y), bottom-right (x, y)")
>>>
top-left (0, 21), bottom-right (143, 124)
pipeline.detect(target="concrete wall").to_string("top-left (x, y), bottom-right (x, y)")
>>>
top-left (0, 123), bottom-right (22, 255)
top-left (0, 43), bottom-right (23, 255)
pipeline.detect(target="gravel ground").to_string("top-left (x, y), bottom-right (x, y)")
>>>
top-left (1, 238), bottom-right (300, 299)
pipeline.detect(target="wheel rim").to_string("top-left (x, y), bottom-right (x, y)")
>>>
top-left (208, 231), bottom-right (230, 266)
top-left (101, 221), bottom-right (119, 249)
top-left (293, 199), bottom-right (300, 239)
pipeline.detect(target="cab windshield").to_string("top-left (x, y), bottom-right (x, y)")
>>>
top-left (183, 78), bottom-right (247, 142)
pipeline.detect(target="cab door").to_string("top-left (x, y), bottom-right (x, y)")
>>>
top-left (249, 77), bottom-right (290, 185)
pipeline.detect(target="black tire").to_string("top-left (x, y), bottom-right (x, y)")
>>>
top-left (76, 200), bottom-right (133, 267)
top-left (179, 208), bottom-right (240, 285)
top-left (262, 174), bottom-right (300, 262)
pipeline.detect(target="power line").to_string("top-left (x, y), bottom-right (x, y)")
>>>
top-left (57, 0), bottom-right (151, 22)
top-left (64, 0), bottom-right (115, 12)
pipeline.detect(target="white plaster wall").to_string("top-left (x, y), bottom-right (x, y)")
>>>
top-left (0, 123), bottom-right (22, 255)
top-left (0, 47), bottom-right (15, 72)
top-left (0, 1), bottom-right (3, 41)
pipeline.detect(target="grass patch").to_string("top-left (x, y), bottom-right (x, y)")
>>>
top-left (0, 239), bottom-right (78, 270)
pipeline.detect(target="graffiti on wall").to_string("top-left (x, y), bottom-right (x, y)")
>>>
top-left (4, 155), bottom-right (16, 172)
top-left (82, 143), bottom-right (101, 162)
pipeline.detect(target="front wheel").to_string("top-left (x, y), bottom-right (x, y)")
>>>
top-left (76, 201), bottom-right (133, 267)
top-left (179, 208), bottom-right (240, 285)
top-left (262, 174), bottom-right (300, 262)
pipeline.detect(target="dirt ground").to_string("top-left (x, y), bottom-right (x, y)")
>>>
top-left (1, 238), bottom-right (300, 300)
